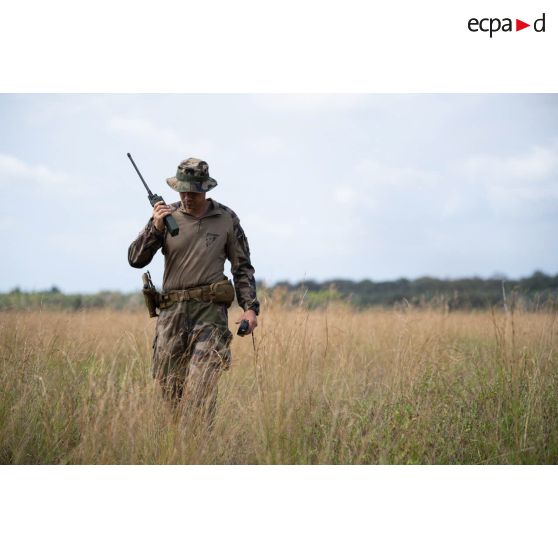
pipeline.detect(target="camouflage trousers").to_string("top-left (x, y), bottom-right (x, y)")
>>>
top-left (152, 300), bottom-right (233, 422)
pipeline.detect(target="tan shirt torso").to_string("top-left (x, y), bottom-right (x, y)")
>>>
top-left (162, 201), bottom-right (230, 291)
top-left (128, 198), bottom-right (260, 314)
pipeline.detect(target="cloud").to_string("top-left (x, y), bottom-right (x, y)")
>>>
top-left (247, 136), bottom-right (285, 156)
top-left (460, 141), bottom-right (558, 213)
top-left (251, 94), bottom-right (381, 113)
top-left (0, 214), bottom-right (17, 232)
top-left (346, 143), bottom-right (558, 223)
top-left (332, 158), bottom-right (444, 219)
top-left (109, 117), bottom-right (179, 148)
top-left (463, 142), bottom-right (558, 184)
top-left (0, 153), bottom-right (71, 184)
top-left (334, 187), bottom-right (356, 204)
top-left (354, 158), bottom-right (440, 191)
top-left (108, 116), bottom-right (212, 155)
top-left (0, 153), bottom-right (87, 199)
top-left (242, 215), bottom-right (295, 240)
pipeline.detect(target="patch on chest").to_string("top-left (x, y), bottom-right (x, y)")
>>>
top-left (205, 232), bottom-right (220, 247)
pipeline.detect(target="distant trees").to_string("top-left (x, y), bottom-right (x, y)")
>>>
top-left (266, 271), bottom-right (558, 310)
top-left (0, 288), bottom-right (144, 311)
top-left (0, 272), bottom-right (556, 311)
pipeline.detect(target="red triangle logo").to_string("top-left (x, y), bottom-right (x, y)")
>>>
top-left (516, 19), bottom-right (530, 31)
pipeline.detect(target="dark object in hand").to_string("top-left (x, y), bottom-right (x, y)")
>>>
top-left (127, 152), bottom-right (179, 237)
top-left (237, 319), bottom-right (250, 336)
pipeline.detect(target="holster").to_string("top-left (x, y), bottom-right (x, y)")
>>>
top-left (143, 286), bottom-right (159, 318)
top-left (142, 271), bottom-right (160, 318)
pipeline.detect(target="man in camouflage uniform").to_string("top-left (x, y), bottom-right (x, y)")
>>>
top-left (128, 158), bottom-right (259, 422)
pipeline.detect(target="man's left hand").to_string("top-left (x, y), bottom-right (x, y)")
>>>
top-left (235, 309), bottom-right (258, 335)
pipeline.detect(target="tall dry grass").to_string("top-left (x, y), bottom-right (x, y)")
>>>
top-left (1, 302), bottom-right (557, 464)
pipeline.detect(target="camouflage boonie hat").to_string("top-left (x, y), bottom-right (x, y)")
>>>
top-left (166, 158), bottom-right (218, 193)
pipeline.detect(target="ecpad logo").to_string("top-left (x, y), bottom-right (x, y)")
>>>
top-left (468, 13), bottom-right (546, 37)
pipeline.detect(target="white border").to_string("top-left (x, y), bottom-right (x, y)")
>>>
top-left (0, 1), bottom-right (555, 92)
top-left (1, 466), bottom-right (557, 557)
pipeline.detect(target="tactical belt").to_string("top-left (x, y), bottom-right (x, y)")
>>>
top-left (158, 279), bottom-right (235, 310)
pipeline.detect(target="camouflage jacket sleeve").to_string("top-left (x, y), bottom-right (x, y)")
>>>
top-left (127, 218), bottom-right (165, 268)
top-left (226, 213), bottom-right (260, 315)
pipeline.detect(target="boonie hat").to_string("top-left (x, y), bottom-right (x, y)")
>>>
top-left (166, 157), bottom-right (218, 193)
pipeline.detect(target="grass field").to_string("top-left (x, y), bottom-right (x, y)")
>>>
top-left (1, 303), bottom-right (557, 464)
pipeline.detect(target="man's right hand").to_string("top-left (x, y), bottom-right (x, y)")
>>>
top-left (152, 201), bottom-right (173, 232)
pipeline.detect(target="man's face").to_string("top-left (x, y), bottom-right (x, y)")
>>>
top-left (179, 190), bottom-right (206, 214)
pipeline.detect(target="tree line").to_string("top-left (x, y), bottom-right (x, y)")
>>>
top-left (1, 271), bottom-right (557, 311)
top-left (272, 271), bottom-right (558, 310)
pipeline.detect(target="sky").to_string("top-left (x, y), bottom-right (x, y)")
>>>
top-left (1, 93), bottom-right (557, 293)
